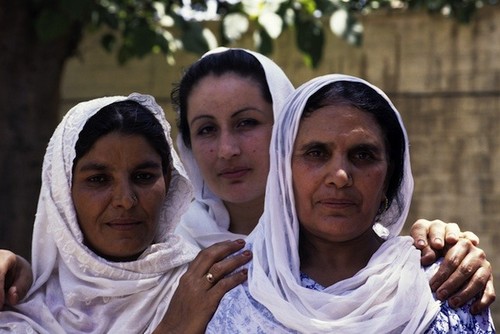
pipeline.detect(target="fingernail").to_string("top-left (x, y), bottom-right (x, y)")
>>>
top-left (242, 250), bottom-right (252, 257)
top-left (448, 233), bottom-right (457, 239)
top-left (434, 238), bottom-right (443, 245)
top-left (449, 297), bottom-right (461, 308)
top-left (417, 239), bottom-right (426, 247)
top-left (241, 268), bottom-right (248, 276)
top-left (437, 289), bottom-right (448, 300)
top-left (234, 239), bottom-right (245, 244)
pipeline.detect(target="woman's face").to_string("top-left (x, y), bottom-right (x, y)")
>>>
top-left (292, 104), bottom-right (388, 243)
top-left (72, 132), bottom-right (169, 261)
top-left (187, 73), bottom-right (274, 205)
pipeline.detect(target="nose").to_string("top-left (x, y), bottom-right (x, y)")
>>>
top-left (325, 157), bottom-right (353, 189)
top-left (217, 130), bottom-right (240, 160)
top-left (111, 180), bottom-right (138, 209)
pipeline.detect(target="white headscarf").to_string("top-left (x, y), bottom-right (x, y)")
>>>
top-left (175, 48), bottom-right (295, 248)
top-left (209, 74), bottom-right (441, 333)
top-left (0, 93), bottom-right (197, 333)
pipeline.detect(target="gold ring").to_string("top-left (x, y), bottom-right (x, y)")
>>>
top-left (205, 272), bottom-right (215, 283)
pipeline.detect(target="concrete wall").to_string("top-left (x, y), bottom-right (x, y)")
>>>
top-left (62, 5), bottom-right (500, 325)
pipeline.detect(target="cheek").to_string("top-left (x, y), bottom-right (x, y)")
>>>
top-left (362, 169), bottom-right (388, 203)
top-left (144, 184), bottom-right (167, 216)
top-left (72, 191), bottom-right (102, 228)
top-left (191, 142), bottom-right (216, 170)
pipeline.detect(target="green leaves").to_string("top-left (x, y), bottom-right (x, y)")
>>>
top-left (32, 0), bottom-right (489, 67)
top-left (295, 14), bottom-right (325, 68)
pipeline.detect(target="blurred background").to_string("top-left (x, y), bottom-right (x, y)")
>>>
top-left (1, 0), bottom-right (498, 326)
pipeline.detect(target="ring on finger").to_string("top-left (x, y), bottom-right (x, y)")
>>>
top-left (205, 272), bottom-right (215, 284)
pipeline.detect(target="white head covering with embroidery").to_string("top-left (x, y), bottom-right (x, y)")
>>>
top-left (0, 93), bottom-right (197, 333)
top-left (208, 74), bottom-right (441, 333)
top-left (175, 48), bottom-right (294, 248)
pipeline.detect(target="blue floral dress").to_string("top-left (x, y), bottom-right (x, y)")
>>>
top-left (207, 272), bottom-right (495, 333)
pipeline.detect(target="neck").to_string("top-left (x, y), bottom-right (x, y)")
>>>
top-left (224, 195), bottom-right (264, 235)
top-left (299, 228), bottom-right (384, 287)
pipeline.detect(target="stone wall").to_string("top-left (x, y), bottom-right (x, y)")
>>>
top-left (62, 5), bottom-right (500, 324)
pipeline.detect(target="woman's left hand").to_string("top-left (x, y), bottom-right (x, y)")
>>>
top-left (0, 250), bottom-right (33, 309)
top-left (410, 219), bottom-right (495, 314)
top-left (153, 239), bottom-right (252, 334)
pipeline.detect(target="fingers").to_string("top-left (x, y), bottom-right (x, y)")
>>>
top-left (204, 249), bottom-right (252, 286)
top-left (429, 238), bottom-right (474, 294)
top-left (427, 220), bottom-right (458, 249)
top-left (188, 239), bottom-right (246, 277)
top-left (443, 222), bottom-right (461, 244)
top-left (0, 250), bottom-right (17, 309)
top-left (419, 245), bottom-right (438, 267)
top-left (410, 219), bottom-right (459, 250)
top-left (430, 239), bottom-right (492, 308)
top-left (205, 249), bottom-right (251, 287)
top-left (410, 219), bottom-right (432, 249)
top-left (6, 255), bottom-right (33, 305)
top-left (460, 231), bottom-right (480, 246)
top-left (156, 240), bottom-right (252, 333)
top-left (470, 274), bottom-right (496, 314)
top-left (445, 264), bottom-right (492, 310)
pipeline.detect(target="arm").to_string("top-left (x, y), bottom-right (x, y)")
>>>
top-left (410, 219), bottom-right (495, 314)
top-left (153, 239), bottom-right (252, 334)
top-left (0, 250), bottom-right (33, 309)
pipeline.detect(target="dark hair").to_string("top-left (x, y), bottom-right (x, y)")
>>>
top-left (303, 81), bottom-right (405, 210)
top-left (171, 49), bottom-right (273, 148)
top-left (73, 100), bottom-right (171, 175)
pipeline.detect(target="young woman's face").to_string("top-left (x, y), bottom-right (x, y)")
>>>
top-left (292, 104), bottom-right (389, 243)
top-left (72, 132), bottom-right (169, 261)
top-left (187, 73), bottom-right (274, 206)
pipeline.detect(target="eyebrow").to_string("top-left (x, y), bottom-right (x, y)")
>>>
top-left (189, 107), bottom-right (266, 127)
top-left (76, 160), bottom-right (163, 173)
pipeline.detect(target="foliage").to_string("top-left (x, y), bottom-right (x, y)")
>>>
top-left (32, 0), bottom-right (496, 68)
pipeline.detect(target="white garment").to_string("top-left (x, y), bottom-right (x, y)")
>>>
top-left (175, 48), bottom-right (295, 248)
top-left (208, 74), bottom-right (441, 333)
top-left (0, 93), bottom-right (198, 333)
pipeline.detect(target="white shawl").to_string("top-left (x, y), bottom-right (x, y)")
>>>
top-left (209, 74), bottom-right (441, 333)
top-left (175, 48), bottom-right (295, 248)
top-left (0, 93), bottom-right (198, 333)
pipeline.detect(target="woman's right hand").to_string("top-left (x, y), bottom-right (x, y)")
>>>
top-left (0, 250), bottom-right (33, 309)
top-left (153, 239), bottom-right (252, 334)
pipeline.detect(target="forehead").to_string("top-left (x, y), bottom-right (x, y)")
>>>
top-left (76, 133), bottom-right (161, 165)
top-left (187, 73), bottom-right (270, 116)
top-left (295, 104), bottom-right (383, 143)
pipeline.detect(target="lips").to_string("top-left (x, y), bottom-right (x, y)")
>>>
top-left (217, 167), bottom-right (251, 180)
top-left (317, 198), bottom-right (356, 209)
top-left (106, 219), bottom-right (142, 231)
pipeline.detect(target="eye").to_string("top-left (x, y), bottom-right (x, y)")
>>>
top-left (350, 145), bottom-right (382, 164)
top-left (305, 145), bottom-right (329, 160)
top-left (236, 118), bottom-right (259, 128)
top-left (196, 125), bottom-right (217, 137)
top-left (133, 171), bottom-right (161, 185)
top-left (86, 174), bottom-right (108, 185)
top-left (353, 151), bottom-right (373, 160)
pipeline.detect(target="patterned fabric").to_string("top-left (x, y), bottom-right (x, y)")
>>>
top-left (208, 271), bottom-right (495, 333)
top-left (0, 94), bottom-right (198, 333)
top-left (174, 47), bottom-right (295, 248)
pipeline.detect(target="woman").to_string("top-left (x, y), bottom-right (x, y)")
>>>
top-left (0, 94), bottom-right (248, 333)
top-left (206, 74), bottom-right (495, 333)
top-left (0, 49), bottom-right (493, 319)
top-left (171, 47), bottom-right (494, 310)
